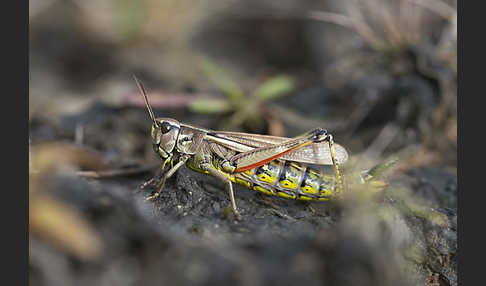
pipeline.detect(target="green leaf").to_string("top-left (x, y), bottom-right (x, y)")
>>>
top-left (189, 98), bottom-right (232, 114)
top-left (198, 57), bottom-right (244, 103)
top-left (254, 75), bottom-right (294, 101)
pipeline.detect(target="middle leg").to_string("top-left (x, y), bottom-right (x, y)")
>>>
top-left (201, 163), bottom-right (241, 220)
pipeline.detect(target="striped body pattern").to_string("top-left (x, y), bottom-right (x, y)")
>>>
top-left (188, 157), bottom-right (337, 201)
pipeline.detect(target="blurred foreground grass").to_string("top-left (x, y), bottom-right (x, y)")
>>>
top-left (30, 143), bottom-right (107, 261)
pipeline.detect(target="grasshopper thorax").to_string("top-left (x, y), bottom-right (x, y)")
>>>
top-left (151, 118), bottom-right (181, 159)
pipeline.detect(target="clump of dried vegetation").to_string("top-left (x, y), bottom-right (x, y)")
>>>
top-left (311, 0), bottom-right (457, 170)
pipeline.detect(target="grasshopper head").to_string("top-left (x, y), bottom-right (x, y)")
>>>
top-left (151, 118), bottom-right (181, 159)
top-left (132, 75), bottom-right (182, 160)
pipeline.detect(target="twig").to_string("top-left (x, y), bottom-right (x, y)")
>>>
top-left (307, 11), bottom-right (355, 28)
top-left (269, 209), bottom-right (297, 221)
top-left (362, 123), bottom-right (401, 160)
top-left (77, 164), bottom-right (158, 179)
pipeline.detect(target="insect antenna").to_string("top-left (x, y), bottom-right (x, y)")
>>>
top-left (133, 74), bottom-right (158, 127)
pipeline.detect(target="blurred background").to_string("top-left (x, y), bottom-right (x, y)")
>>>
top-left (29, 1), bottom-right (457, 285)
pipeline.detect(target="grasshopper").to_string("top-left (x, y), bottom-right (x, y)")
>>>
top-left (134, 76), bottom-right (353, 220)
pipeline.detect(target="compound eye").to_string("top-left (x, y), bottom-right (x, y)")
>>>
top-left (160, 121), bottom-right (172, 134)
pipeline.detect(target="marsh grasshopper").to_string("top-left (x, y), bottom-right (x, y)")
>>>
top-left (135, 76), bottom-right (357, 220)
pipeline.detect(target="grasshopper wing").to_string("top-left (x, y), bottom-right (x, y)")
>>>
top-left (206, 131), bottom-right (348, 165)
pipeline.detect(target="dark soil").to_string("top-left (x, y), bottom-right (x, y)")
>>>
top-left (29, 92), bottom-right (457, 286)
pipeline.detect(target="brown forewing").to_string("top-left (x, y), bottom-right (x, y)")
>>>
top-left (206, 131), bottom-right (349, 165)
